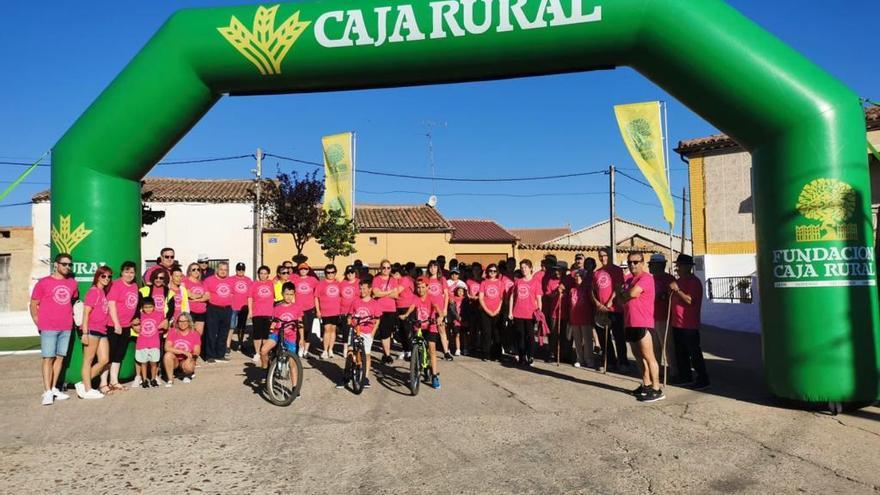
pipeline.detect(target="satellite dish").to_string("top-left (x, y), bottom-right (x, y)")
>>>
top-left (427, 195), bottom-right (438, 207)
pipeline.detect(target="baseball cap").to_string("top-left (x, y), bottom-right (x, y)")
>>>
top-left (297, 262), bottom-right (310, 270)
top-left (235, 262), bottom-right (246, 271)
top-left (649, 254), bottom-right (667, 263)
top-left (675, 254), bottom-right (695, 266)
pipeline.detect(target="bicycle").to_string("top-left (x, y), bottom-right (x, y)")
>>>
top-left (342, 315), bottom-right (372, 395)
top-left (406, 315), bottom-right (435, 396)
top-left (265, 318), bottom-right (304, 406)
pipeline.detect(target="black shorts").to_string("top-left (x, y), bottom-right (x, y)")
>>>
top-left (376, 312), bottom-right (397, 340)
top-left (321, 315), bottom-right (345, 327)
top-left (625, 327), bottom-right (649, 343)
top-left (424, 331), bottom-right (440, 344)
top-left (252, 316), bottom-right (271, 340)
top-left (191, 312), bottom-right (206, 323)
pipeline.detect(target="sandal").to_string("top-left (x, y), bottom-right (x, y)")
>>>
top-left (99, 385), bottom-right (114, 395)
top-left (110, 383), bottom-right (126, 392)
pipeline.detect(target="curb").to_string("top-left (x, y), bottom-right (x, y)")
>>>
top-left (0, 350), bottom-right (41, 356)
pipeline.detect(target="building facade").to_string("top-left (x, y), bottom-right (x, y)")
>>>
top-left (0, 226), bottom-right (34, 311)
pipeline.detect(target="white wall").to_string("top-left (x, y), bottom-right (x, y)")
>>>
top-left (552, 219), bottom-right (693, 254)
top-left (31, 201), bottom-right (255, 282)
top-left (696, 253), bottom-right (760, 334)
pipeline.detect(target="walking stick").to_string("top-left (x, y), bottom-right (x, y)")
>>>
top-left (602, 321), bottom-right (609, 374)
top-left (555, 302), bottom-right (561, 367)
top-left (661, 296), bottom-right (673, 387)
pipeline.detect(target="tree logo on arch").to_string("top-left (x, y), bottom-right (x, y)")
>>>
top-left (795, 178), bottom-right (858, 242)
top-left (217, 5), bottom-right (311, 75)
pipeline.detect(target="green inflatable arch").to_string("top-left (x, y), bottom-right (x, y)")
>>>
top-left (55, 0), bottom-right (878, 403)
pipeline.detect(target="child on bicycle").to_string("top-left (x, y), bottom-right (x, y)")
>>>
top-left (339, 280), bottom-right (380, 389)
top-left (401, 277), bottom-right (443, 389)
top-left (261, 282), bottom-right (302, 384)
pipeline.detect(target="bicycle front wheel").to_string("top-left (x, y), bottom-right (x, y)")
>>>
top-left (266, 353), bottom-right (303, 406)
top-left (350, 345), bottom-right (367, 395)
top-left (409, 343), bottom-right (421, 396)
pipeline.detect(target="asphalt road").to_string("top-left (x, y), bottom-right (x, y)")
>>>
top-left (1, 330), bottom-right (879, 494)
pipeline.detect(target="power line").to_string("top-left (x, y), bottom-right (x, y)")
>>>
top-left (0, 201), bottom-right (31, 208)
top-left (265, 152), bottom-right (607, 183)
top-left (357, 189), bottom-right (609, 199)
top-left (616, 169), bottom-right (686, 200)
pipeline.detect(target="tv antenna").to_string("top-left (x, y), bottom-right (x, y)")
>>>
top-left (423, 120), bottom-right (447, 202)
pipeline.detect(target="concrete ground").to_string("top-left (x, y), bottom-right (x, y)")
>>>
top-left (1, 328), bottom-right (878, 494)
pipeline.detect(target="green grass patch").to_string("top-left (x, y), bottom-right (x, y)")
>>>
top-left (0, 336), bottom-right (41, 352)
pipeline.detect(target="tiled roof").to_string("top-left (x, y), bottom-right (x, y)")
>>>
top-left (355, 204), bottom-right (452, 232)
top-left (676, 106), bottom-right (880, 156)
top-left (32, 177), bottom-right (258, 203)
top-left (509, 227), bottom-right (571, 245)
top-left (449, 219), bottom-right (517, 243)
top-left (518, 243), bottom-right (640, 253)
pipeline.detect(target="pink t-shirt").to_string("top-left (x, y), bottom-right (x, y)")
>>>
top-left (31, 276), bottom-right (78, 331)
top-left (292, 275), bottom-right (319, 310)
top-left (568, 283), bottom-right (593, 326)
top-left (249, 280), bottom-right (276, 317)
top-left (396, 276), bottom-right (415, 309)
top-left (426, 277), bottom-right (447, 309)
top-left (170, 285), bottom-right (184, 320)
top-left (136, 311), bottom-right (164, 350)
top-left (466, 279), bottom-right (481, 299)
top-left (593, 264), bottom-right (625, 313)
top-left (84, 286), bottom-right (109, 333)
top-left (231, 275), bottom-right (253, 310)
top-left (501, 275), bottom-right (515, 297)
top-left (107, 278), bottom-right (139, 327)
top-left (479, 279), bottom-right (505, 314)
top-left (204, 275), bottom-right (234, 307)
top-left (544, 278), bottom-right (563, 315)
top-left (623, 272), bottom-right (655, 328)
top-left (371, 275), bottom-right (399, 314)
top-left (184, 278), bottom-right (207, 314)
top-left (167, 327), bottom-right (200, 358)
top-left (349, 299), bottom-right (379, 334)
top-left (142, 286), bottom-right (170, 319)
top-left (316, 279), bottom-right (342, 317)
top-left (143, 265), bottom-right (170, 286)
top-left (671, 275), bottom-right (703, 330)
top-left (512, 276), bottom-right (540, 320)
top-left (340, 279), bottom-right (360, 313)
top-left (273, 302), bottom-right (303, 343)
top-left (412, 296), bottom-right (439, 333)
top-left (653, 272), bottom-right (675, 322)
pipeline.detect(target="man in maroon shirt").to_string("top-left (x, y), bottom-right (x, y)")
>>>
top-left (592, 248), bottom-right (628, 370)
top-left (669, 254), bottom-right (709, 389)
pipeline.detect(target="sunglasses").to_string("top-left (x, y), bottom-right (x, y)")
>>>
top-left (487, 269), bottom-right (497, 272)
top-left (279, 271), bottom-right (289, 275)
top-left (99, 274), bottom-right (111, 279)
top-left (163, 255), bottom-right (175, 259)
top-left (326, 271), bottom-right (336, 275)
top-left (381, 266), bottom-right (391, 270)
top-left (190, 268), bottom-right (201, 272)
top-left (58, 262), bottom-right (72, 267)
top-left (627, 260), bottom-right (643, 265)
top-left (155, 277), bottom-right (167, 282)
top-left (178, 319), bottom-right (190, 323)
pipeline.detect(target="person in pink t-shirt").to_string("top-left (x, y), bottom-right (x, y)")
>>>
top-left (75, 266), bottom-right (113, 400)
top-left (619, 253), bottom-right (664, 403)
top-left (30, 252), bottom-right (79, 405)
top-left (292, 263), bottom-right (319, 357)
top-left (372, 259), bottom-right (402, 364)
top-left (248, 265), bottom-right (275, 364)
top-left (135, 297), bottom-right (167, 388)
top-left (425, 260), bottom-right (453, 361)
top-left (392, 267), bottom-right (416, 359)
top-left (315, 264), bottom-right (344, 359)
top-left (592, 248), bottom-right (628, 371)
top-left (260, 283), bottom-right (304, 386)
top-left (339, 280), bottom-right (380, 389)
top-left (184, 262), bottom-right (209, 335)
top-left (203, 262), bottom-right (234, 362)
top-left (478, 264), bottom-right (504, 361)
top-left (648, 254), bottom-right (677, 374)
top-left (399, 277), bottom-right (443, 389)
top-left (567, 269), bottom-right (595, 369)
top-left (227, 262), bottom-right (253, 354)
top-left (106, 260), bottom-right (139, 392)
top-left (669, 254), bottom-right (709, 389)
top-left (508, 259), bottom-right (542, 366)
top-left (163, 313), bottom-right (201, 386)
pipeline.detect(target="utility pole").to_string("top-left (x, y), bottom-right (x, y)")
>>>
top-left (252, 148), bottom-right (263, 278)
top-left (681, 187), bottom-right (688, 255)
top-left (609, 164), bottom-right (616, 265)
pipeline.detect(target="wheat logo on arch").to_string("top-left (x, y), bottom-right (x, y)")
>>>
top-left (52, 214), bottom-right (93, 254)
top-left (217, 5), bottom-right (311, 76)
top-left (795, 178), bottom-right (857, 242)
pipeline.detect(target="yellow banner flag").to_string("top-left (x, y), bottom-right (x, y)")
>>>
top-left (613, 102), bottom-right (675, 226)
top-left (322, 132), bottom-right (354, 218)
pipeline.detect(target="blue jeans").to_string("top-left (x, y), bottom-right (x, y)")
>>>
top-left (40, 330), bottom-right (71, 358)
top-left (205, 304), bottom-right (232, 359)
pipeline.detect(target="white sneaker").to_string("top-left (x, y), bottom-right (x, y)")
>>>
top-left (321, 351), bottom-right (328, 359)
top-left (132, 376), bottom-right (142, 387)
top-left (82, 389), bottom-right (104, 400)
top-left (574, 362), bottom-right (581, 368)
top-left (52, 388), bottom-right (70, 401)
top-left (41, 390), bottom-right (54, 406)
top-left (454, 349), bottom-right (461, 356)
top-left (74, 382), bottom-right (86, 399)
top-left (252, 354), bottom-right (260, 363)
top-left (165, 381), bottom-right (173, 388)
top-left (183, 377), bottom-right (192, 384)
top-left (297, 349), bottom-right (304, 358)
top-left (326, 351), bottom-right (334, 360)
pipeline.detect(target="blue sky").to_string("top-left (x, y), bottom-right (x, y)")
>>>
top-left (1, 1), bottom-right (877, 234)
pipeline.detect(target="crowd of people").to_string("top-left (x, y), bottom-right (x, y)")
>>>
top-left (30, 246), bottom-right (709, 405)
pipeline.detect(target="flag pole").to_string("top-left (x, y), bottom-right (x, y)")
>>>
top-left (662, 101), bottom-right (674, 266)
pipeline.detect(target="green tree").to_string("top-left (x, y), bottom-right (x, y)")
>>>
top-left (262, 170), bottom-right (325, 256)
top-left (141, 182), bottom-right (165, 238)
top-left (314, 208), bottom-right (358, 262)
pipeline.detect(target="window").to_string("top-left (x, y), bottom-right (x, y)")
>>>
top-left (369, 236), bottom-right (378, 245)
